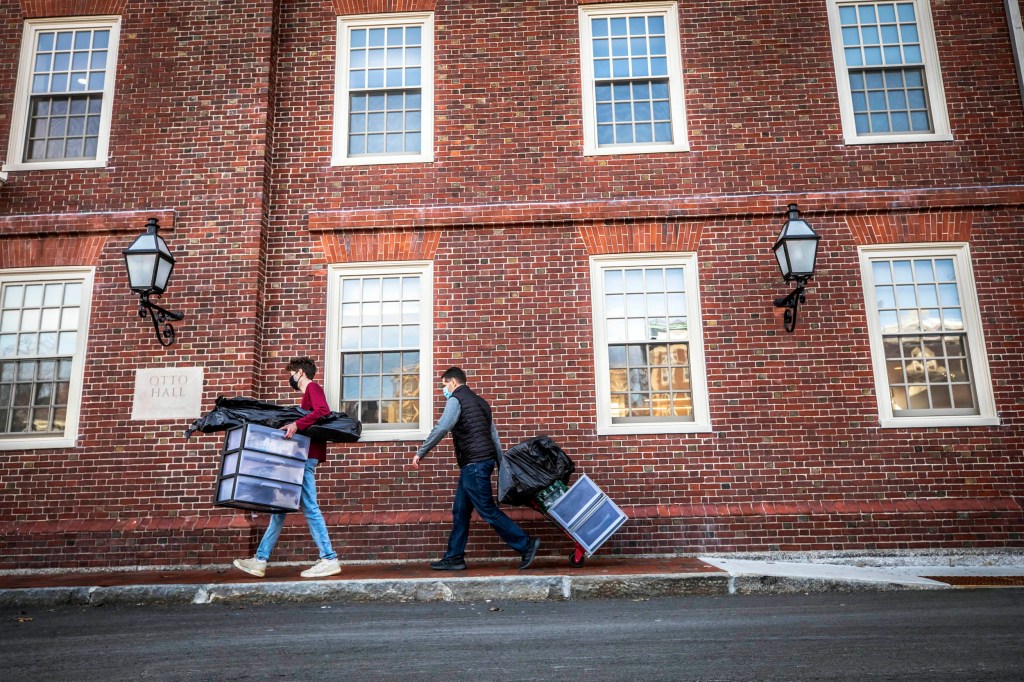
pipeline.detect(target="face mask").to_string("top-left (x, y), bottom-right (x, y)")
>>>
top-left (442, 386), bottom-right (452, 399)
top-left (289, 374), bottom-right (300, 391)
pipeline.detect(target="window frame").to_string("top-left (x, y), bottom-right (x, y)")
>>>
top-left (332, 12), bottom-right (434, 166)
top-left (858, 243), bottom-right (999, 428)
top-left (578, 1), bottom-right (689, 156)
top-left (590, 252), bottom-right (712, 435)
top-left (0, 267), bottom-right (94, 450)
top-left (825, 0), bottom-right (952, 145)
top-left (324, 260), bottom-right (434, 441)
top-left (3, 16), bottom-right (122, 172)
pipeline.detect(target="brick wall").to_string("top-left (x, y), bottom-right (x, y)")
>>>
top-left (0, 0), bottom-right (1021, 570)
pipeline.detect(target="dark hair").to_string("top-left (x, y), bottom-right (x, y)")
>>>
top-left (442, 366), bottom-right (467, 385)
top-left (287, 357), bottom-right (317, 380)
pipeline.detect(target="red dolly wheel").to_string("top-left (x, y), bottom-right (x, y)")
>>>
top-left (569, 547), bottom-right (587, 567)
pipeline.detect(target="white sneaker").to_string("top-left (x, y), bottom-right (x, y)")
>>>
top-left (233, 557), bottom-right (267, 577)
top-left (300, 558), bottom-right (341, 578)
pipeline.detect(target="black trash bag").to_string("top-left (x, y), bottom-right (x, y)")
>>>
top-left (184, 396), bottom-right (361, 442)
top-left (299, 412), bottom-right (362, 443)
top-left (497, 436), bottom-right (575, 506)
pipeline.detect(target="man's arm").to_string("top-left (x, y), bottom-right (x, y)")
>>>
top-left (490, 423), bottom-right (502, 458)
top-left (410, 398), bottom-right (461, 467)
top-left (284, 382), bottom-right (331, 438)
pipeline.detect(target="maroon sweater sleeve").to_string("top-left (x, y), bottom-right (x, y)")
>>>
top-left (295, 382), bottom-right (331, 431)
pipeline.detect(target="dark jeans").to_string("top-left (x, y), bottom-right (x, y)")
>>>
top-left (445, 460), bottom-right (530, 559)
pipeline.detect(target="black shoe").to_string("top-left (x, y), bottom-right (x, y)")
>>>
top-left (430, 556), bottom-right (466, 570)
top-left (519, 537), bottom-right (541, 570)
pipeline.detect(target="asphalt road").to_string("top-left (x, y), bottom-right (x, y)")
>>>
top-left (3, 590), bottom-right (1023, 681)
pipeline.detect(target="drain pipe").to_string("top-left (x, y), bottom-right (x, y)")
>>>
top-left (1008, 0), bottom-right (1024, 113)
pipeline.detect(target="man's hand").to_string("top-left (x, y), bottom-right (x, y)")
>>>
top-left (282, 422), bottom-right (298, 439)
top-left (409, 454), bottom-right (422, 469)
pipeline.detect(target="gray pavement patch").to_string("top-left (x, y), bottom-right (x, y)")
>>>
top-left (700, 557), bottom-right (950, 588)
top-left (730, 575), bottom-right (942, 595)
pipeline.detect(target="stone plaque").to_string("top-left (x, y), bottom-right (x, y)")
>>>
top-left (131, 366), bottom-right (204, 420)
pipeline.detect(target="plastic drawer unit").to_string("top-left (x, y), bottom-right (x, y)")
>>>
top-left (544, 474), bottom-right (628, 557)
top-left (214, 423), bottom-right (310, 513)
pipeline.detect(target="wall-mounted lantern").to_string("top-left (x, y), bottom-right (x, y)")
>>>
top-left (122, 218), bottom-right (184, 346)
top-left (772, 204), bottom-right (820, 333)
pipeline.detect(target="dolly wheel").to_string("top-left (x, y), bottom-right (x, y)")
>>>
top-left (569, 549), bottom-right (586, 567)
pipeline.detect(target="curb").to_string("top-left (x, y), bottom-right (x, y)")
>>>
top-left (0, 571), bottom-right (953, 608)
top-left (1, 573), bottom-right (731, 608)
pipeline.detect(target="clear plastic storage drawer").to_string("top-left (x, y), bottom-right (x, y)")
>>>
top-left (214, 422), bottom-right (310, 513)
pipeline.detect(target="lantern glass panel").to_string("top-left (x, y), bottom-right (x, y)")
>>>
top-left (774, 244), bottom-right (789, 276)
top-left (782, 218), bottom-right (815, 237)
top-left (154, 255), bottom-right (173, 292)
top-left (125, 252), bottom-right (156, 291)
top-left (129, 233), bottom-right (157, 251)
top-left (787, 239), bottom-right (818, 276)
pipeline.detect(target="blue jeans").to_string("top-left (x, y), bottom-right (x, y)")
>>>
top-left (256, 458), bottom-right (337, 561)
top-left (445, 460), bottom-right (530, 559)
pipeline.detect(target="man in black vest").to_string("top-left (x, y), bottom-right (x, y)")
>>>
top-left (410, 367), bottom-right (541, 570)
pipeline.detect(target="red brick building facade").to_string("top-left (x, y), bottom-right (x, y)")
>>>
top-left (1, 0), bottom-right (1022, 569)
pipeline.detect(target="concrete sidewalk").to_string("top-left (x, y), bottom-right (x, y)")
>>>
top-left (2, 550), bottom-right (1022, 608)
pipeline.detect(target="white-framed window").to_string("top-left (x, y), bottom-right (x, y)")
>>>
top-left (859, 244), bottom-right (998, 428)
top-left (826, 0), bottom-right (952, 144)
top-left (578, 2), bottom-right (689, 156)
top-left (0, 268), bottom-right (94, 450)
top-left (590, 253), bottom-right (711, 434)
top-left (325, 261), bottom-right (433, 441)
top-left (332, 13), bottom-right (434, 166)
top-left (3, 16), bottom-right (121, 172)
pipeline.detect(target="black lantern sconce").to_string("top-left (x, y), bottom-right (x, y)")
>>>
top-left (122, 218), bottom-right (184, 346)
top-left (772, 204), bottom-right (821, 333)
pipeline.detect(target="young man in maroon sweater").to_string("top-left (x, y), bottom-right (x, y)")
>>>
top-left (233, 357), bottom-right (341, 578)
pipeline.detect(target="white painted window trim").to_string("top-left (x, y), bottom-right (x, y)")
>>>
top-left (332, 12), bottom-right (434, 166)
top-left (578, 1), bottom-right (689, 156)
top-left (590, 252), bottom-right (712, 435)
top-left (0, 267), bottom-right (94, 450)
top-left (858, 243), bottom-right (999, 428)
top-left (3, 16), bottom-right (121, 172)
top-left (324, 260), bottom-right (433, 441)
top-left (825, 0), bottom-right (952, 145)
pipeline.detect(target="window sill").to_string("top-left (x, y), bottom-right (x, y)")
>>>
top-left (331, 153), bottom-right (434, 166)
top-left (584, 143), bottom-right (690, 157)
top-left (596, 422), bottom-right (713, 436)
top-left (877, 415), bottom-right (1001, 429)
top-left (842, 132), bottom-right (954, 145)
top-left (2, 159), bottom-right (107, 172)
top-left (356, 428), bottom-right (431, 442)
top-left (0, 435), bottom-right (76, 450)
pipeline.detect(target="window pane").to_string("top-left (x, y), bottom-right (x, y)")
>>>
top-left (335, 272), bottom-right (423, 426)
top-left (841, 3), bottom-right (932, 137)
top-left (24, 24), bottom-right (113, 162)
top-left (589, 9), bottom-right (675, 148)
top-left (0, 275), bottom-right (81, 435)
top-left (344, 19), bottom-right (426, 158)
top-left (602, 263), bottom-right (695, 424)
top-left (870, 254), bottom-right (979, 417)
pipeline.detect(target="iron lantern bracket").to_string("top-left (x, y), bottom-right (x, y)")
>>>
top-left (137, 291), bottom-right (184, 347)
top-left (774, 278), bottom-right (809, 333)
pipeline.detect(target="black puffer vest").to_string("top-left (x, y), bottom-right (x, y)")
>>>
top-left (451, 385), bottom-right (497, 468)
